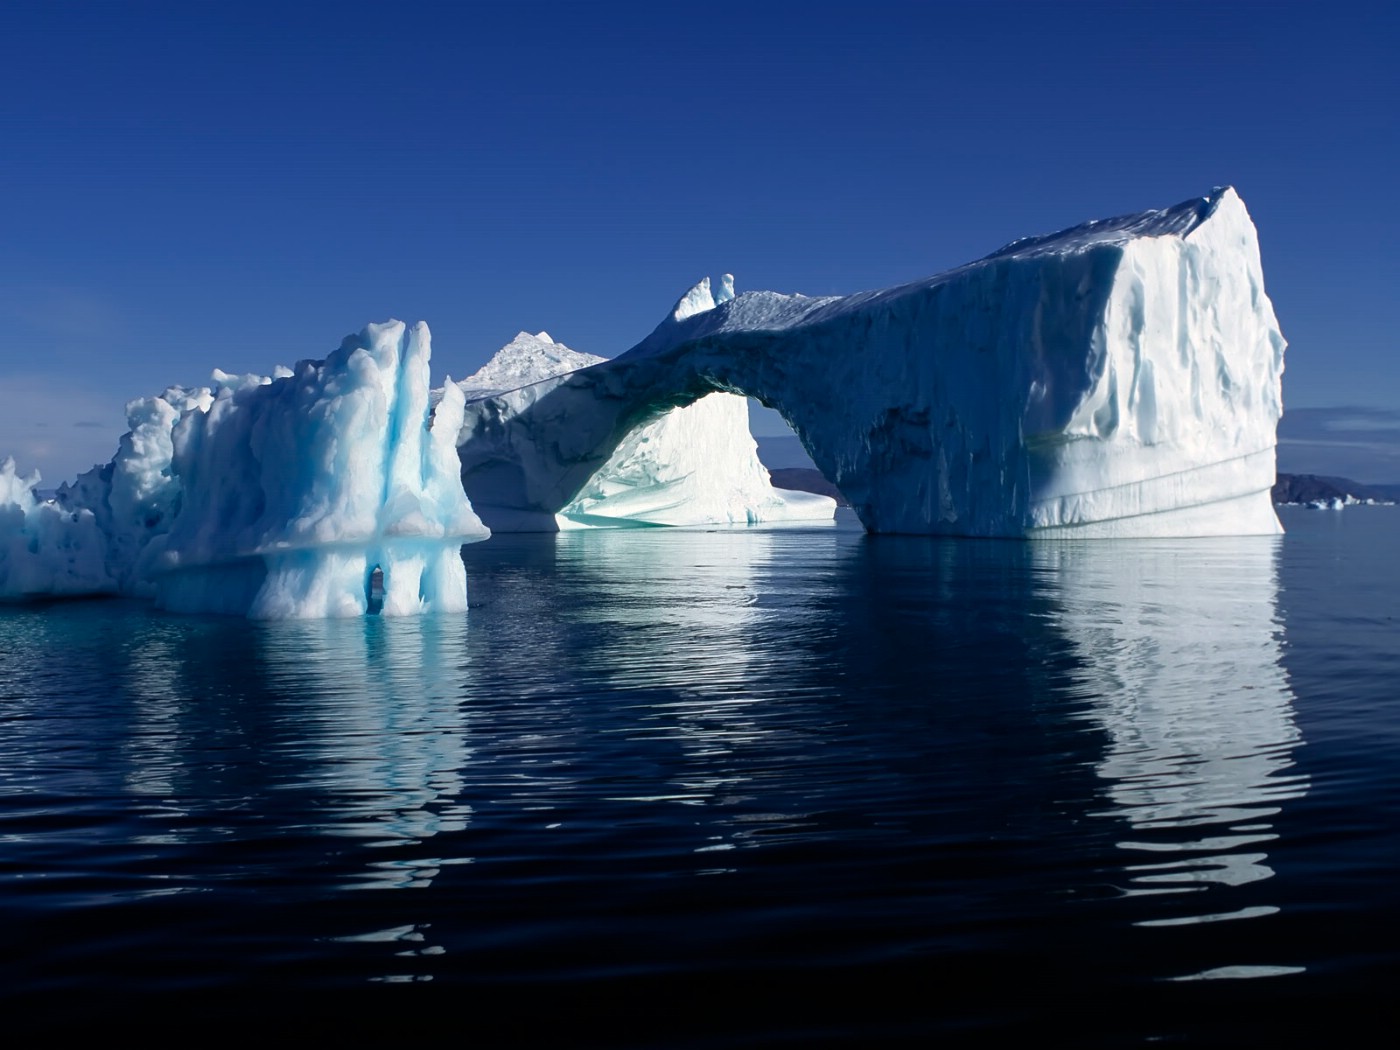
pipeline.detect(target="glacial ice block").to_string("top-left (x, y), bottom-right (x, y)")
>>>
top-left (452, 187), bottom-right (1285, 537)
top-left (0, 457), bottom-right (115, 600)
top-left (153, 321), bottom-right (489, 618)
top-left (454, 326), bottom-right (836, 531)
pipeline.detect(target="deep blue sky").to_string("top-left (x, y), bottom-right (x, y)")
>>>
top-left (3, 0), bottom-right (1396, 483)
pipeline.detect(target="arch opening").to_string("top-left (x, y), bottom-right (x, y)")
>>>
top-left (455, 337), bottom-right (851, 533)
top-left (553, 390), bottom-right (839, 530)
top-left (458, 370), bottom-right (843, 533)
top-left (745, 397), bottom-right (847, 512)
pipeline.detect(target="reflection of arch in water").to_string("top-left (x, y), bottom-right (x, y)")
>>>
top-left (553, 527), bottom-right (781, 783)
top-left (541, 527), bottom-right (802, 841)
top-left (1034, 539), bottom-right (1308, 938)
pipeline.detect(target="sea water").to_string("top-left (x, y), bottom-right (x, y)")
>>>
top-left (1, 506), bottom-right (1396, 1040)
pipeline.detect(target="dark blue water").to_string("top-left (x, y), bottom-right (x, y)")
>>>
top-left (2, 507), bottom-right (1396, 1041)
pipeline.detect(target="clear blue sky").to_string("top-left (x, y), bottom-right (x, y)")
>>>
top-left (2, 0), bottom-right (1396, 483)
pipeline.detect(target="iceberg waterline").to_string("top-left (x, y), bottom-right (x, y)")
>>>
top-left (2, 187), bottom-right (1286, 616)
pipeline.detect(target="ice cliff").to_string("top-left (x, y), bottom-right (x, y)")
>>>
top-left (452, 187), bottom-right (1284, 537)
top-left (455, 317), bottom-right (835, 530)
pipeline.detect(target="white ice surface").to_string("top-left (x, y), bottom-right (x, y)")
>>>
top-left (455, 325), bottom-right (836, 530)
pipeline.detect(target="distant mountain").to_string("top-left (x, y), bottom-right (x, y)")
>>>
top-left (1273, 473), bottom-right (1400, 506)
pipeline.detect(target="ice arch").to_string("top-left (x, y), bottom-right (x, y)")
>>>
top-left (453, 326), bottom-right (834, 531)
top-left (458, 188), bottom-right (1285, 538)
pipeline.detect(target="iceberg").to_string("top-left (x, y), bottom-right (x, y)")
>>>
top-left (0, 457), bottom-right (114, 600)
top-left (8, 322), bottom-right (486, 618)
top-left (451, 187), bottom-right (1285, 537)
top-left (2, 185), bottom-right (1288, 614)
top-left (455, 317), bottom-right (836, 531)
top-left (150, 321), bottom-right (489, 618)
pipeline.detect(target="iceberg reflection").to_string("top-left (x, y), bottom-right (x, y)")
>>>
top-left (1033, 539), bottom-right (1309, 951)
top-left (252, 614), bottom-right (475, 890)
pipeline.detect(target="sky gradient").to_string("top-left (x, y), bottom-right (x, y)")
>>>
top-left (3, 0), bottom-right (1396, 483)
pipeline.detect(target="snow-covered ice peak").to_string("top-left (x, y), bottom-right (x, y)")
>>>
top-left (458, 331), bottom-right (603, 398)
top-left (671, 275), bottom-right (716, 322)
top-left (988, 186), bottom-right (1233, 261)
top-left (667, 273), bottom-right (736, 320)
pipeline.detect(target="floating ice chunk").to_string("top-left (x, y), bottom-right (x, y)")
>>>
top-left (5, 186), bottom-right (1286, 577)
top-left (0, 458), bottom-right (114, 599)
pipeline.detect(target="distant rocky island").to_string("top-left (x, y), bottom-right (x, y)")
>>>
top-left (1272, 474), bottom-right (1400, 507)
